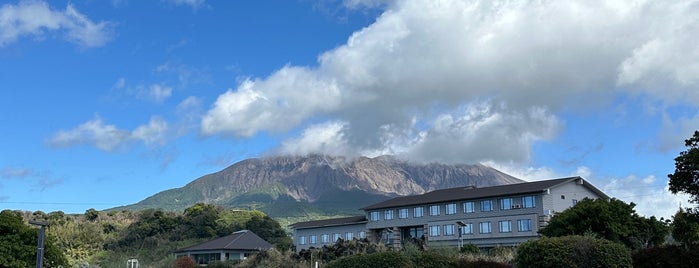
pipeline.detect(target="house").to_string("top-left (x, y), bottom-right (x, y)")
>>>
top-left (174, 230), bottom-right (273, 265)
top-left (291, 176), bottom-right (608, 251)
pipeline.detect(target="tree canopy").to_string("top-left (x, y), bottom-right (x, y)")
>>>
top-left (0, 210), bottom-right (68, 267)
top-left (668, 130), bottom-right (699, 204)
top-left (539, 198), bottom-right (667, 249)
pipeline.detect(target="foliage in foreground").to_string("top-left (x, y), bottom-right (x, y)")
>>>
top-left (632, 244), bottom-right (699, 268)
top-left (515, 235), bottom-right (631, 268)
top-left (539, 198), bottom-right (668, 249)
top-left (0, 210), bottom-right (68, 268)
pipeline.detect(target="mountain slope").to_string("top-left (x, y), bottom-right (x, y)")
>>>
top-left (114, 155), bottom-right (522, 216)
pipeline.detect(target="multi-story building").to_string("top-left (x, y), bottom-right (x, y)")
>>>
top-left (291, 176), bottom-right (608, 251)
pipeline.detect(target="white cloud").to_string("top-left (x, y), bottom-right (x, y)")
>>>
top-left (132, 116), bottom-right (169, 146)
top-left (165, 0), bottom-right (206, 10)
top-left (203, 0), bottom-right (698, 163)
top-left (601, 174), bottom-right (689, 220)
top-left (0, 1), bottom-right (114, 47)
top-left (49, 116), bottom-right (170, 151)
top-left (277, 121), bottom-right (350, 156)
top-left (50, 116), bottom-right (130, 151)
top-left (0, 167), bottom-right (34, 179)
top-left (146, 84), bottom-right (173, 103)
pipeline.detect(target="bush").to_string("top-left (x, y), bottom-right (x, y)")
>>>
top-left (453, 259), bottom-right (512, 268)
top-left (460, 244), bottom-right (480, 255)
top-left (325, 251), bottom-right (413, 268)
top-left (410, 250), bottom-right (453, 268)
top-left (515, 236), bottom-right (631, 268)
top-left (173, 256), bottom-right (196, 268)
top-left (632, 244), bottom-right (699, 268)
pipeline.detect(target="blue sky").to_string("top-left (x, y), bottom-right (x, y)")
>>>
top-left (1, 0), bottom-right (697, 219)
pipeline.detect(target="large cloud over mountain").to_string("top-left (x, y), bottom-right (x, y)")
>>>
top-left (202, 0), bottom-right (698, 163)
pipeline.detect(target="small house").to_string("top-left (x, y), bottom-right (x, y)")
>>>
top-left (174, 230), bottom-right (273, 265)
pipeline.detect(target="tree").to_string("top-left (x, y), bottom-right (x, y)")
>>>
top-left (671, 208), bottom-right (699, 247)
top-left (85, 208), bottom-right (99, 222)
top-left (0, 210), bottom-right (68, 267)
top-left (539, 198), bottom-right (668, 249)
top-left (245, 214), bottom-right (293, 251)
top-left (669, 130), bottom-right (699, 204)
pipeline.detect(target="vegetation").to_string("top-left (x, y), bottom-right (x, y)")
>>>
top-left (0, 210), bottom-right (68, 267)
top-left (2, 204), bottom-right (291, 267)
top-left (539, 198), bottom-right (668, 249)
top-left (515, 235), bottom-right (631, 268)
top-left (668, 130), bottom-right (699, 204)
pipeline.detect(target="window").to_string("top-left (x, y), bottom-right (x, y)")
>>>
top-left (572, 199), bottom-right (578, 205)
top-left (429, 225), bottom-right (440, 236)
top-left (310, 235), bottom-right (317, 244)
top-left (370, 211), bottom-right (380, 221)
top-left (321, 234), bottom-right (329, 243)
top-left (481, 200), bottom-right (493, 211)
top-left (414, 207), bottom-right (424, 218)
top-left (446, 203), bottom-right (457, 215)
top-left (500, 198), bottom-right (513, 210)
top-left (299, 236), bottom-right (307, 245)
top-left (463, 202), bottom-right (475, 213)
top-left (460, 223), bottom-right (473, 235)
top-left (444, 224), bottom-right (455, 236)
top-left (399, 208), bottom-right (409, 219)
top-left (359, 231), bottom-right (366, 239)
top-left (561, 195), bottom-right (566, 199)
top-left (518, 219), bottom-right (532, 232)
top-left (430, 205), bottom-right (441, 216)
top-left (499, 220), bottom-right (512, 233)
top-left (345, 232), bottom-right (354, 240)
top-left (522, 196), bottom-right (536, 208)
top-left (385, 210), bottom-right (394, 220)
top-left (479, 222), bottom-right (491, 234)
top-left (333, 233), bottom-right (341, 241)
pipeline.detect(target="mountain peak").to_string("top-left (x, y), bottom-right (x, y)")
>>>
top-left (119, 155), bottom-right (522, 216)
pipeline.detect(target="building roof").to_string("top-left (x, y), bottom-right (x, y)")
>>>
top-left (174, 230), bottom-right (273, 253)
top-left (290, 215), bottom-right (367, 230)
top-left (362, 176), bottom-right (608, 210)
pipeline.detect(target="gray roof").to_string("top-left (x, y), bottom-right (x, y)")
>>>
top-left (174, 230), bottom-right (273, 253)
top-left (362, 177), bottom-right (608, 210)
top-left (290, 215), bottom-right (367, 230)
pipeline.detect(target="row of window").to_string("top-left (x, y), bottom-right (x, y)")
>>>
top-left (370, 196), bottom-right (536, 221)
top-left (428, 219), bottom-right (532, 237)
top-left (298, 231), bottom-right (367, 245)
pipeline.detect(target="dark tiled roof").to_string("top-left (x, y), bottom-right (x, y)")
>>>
top-left (174, 230), bottom-right (273, 253)
top-left (290, 215), bottom-right (367, 230)
top-left (363, 177), bottom-right (607, 210)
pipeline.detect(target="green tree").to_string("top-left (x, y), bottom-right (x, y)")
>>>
top-left (669, 130), bottom-right (699, 204)
top-left (245, 214), bottom-right (293, 251)
top-left (0, 210), bottom-right (68, 267)
top-left (671, 208), bottom-right (699, 248)
top-left (85, 208), bottom-right (99, 222)
top-left (539, 198), bottom-right (667, 249)
top-left (182, 203), bottom-right (221, 238)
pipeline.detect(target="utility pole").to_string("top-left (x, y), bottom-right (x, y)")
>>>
top-left (29, 221), bottom-right (49, 268)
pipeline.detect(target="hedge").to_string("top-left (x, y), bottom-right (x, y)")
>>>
top-left (515, 236), bottom-right (631, 268)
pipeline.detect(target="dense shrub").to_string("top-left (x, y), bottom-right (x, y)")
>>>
top-left (453, 259), bottom-right (512, 268)
top-left (460, 244), bottom-right (480, 255)
top-left (173, 256), bottom-right (196, 268)
top-left (632, 244), bottom-right (699, 268)
top-left (325, 251), bottom-right (413, 268)
top-left (515, 236), bottom-right (631, 268)
top-left (410, 250), bottom-right (453, 268)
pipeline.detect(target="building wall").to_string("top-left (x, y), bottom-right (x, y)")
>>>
top-left (364, 193), bottom-right (544, 248)
top-left (291, 179), bottom-right (606, 251)
top-left (547, 178), bottom-right (601, 213)
top-left (293, 223), bottom-right (367, 251)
